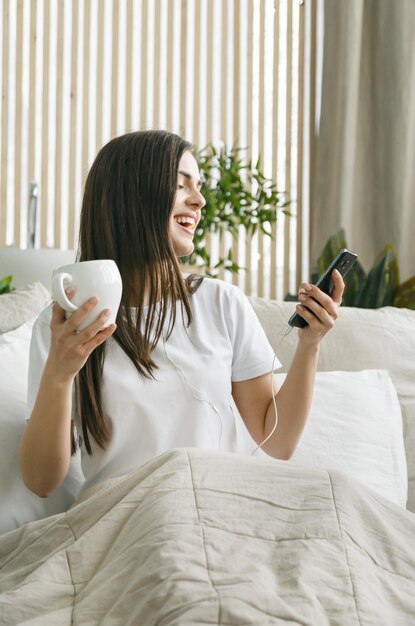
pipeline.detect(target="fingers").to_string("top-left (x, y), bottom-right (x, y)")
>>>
top-left (300, 269), bottom-right (344, 310)
top-left (48, 288), bottom-right (116, 381)
top-left (74, 307), bottom-right (112, 344)
top-left (85, 323), bottom-right (117, 351)
top-left (297, 275), bottom-right (342, 330)
top-left (64, 296), bottom-right (100, 335)
top-left (296, 300), bottom-right (335, 331)
top-left (297, 290), bottom-right (336, 321)
top-left (330, 269), bottom-right (345, 304)
top-left (51, 293), bottom-right (114, 348)
top-left (51, 285), bottom-right (77, 326)
top-left (68, 321), bottom-right (116, 365)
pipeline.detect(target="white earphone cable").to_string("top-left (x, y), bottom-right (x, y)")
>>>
top-left (250, 325), bottom-right (293, 456)
top-left (162, 337), bottom-right (224, 450)
top-left (163, 324), bottom-right (293, 457)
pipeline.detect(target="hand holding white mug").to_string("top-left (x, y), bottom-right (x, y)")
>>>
top-left (51, 259), bottom-right (122, 331)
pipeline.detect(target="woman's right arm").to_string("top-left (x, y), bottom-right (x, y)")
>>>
top-left (19, 292), bottom-right (116, 497)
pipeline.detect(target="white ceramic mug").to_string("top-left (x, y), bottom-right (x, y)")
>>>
top-left (51, 260), bottom-right (123, 331)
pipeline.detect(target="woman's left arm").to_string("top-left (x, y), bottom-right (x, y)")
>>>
top-left (232, 269), bottom-right (344, 460)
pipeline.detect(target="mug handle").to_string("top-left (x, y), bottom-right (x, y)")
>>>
top-left (51, 272), bottom-right (78, 312)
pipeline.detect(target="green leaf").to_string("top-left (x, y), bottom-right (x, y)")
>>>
top-left (0, 275), bottom-right (15, 295)
top-left (313, 230), bottom-right (415, 310)
top-left (357, 245), bottom-right (399, 308)
top-left (315, 228), bottom-right (348, 275)
top-left (313, 228), bottom-right (366, 306)
top-left (393, 275), bottom-right (415, 309)
top-left (341, 260), bottom-right (366, 307)
top-left (195, 143), bottom-right (291, 274)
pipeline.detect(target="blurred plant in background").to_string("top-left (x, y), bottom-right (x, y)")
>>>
top-left (286, 228), bottom-right (415, 309)
top-left (182, 144), bottom-right (291, 276)
top-left (0, 276), bottom-right (14, 295)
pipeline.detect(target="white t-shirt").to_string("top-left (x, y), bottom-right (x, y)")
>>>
top-left (28, 278), bottom-right (280, 491)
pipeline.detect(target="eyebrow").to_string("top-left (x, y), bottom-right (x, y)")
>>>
top-left (178, 170), bottom-right (202, 188)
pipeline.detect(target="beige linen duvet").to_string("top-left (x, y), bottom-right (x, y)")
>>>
top-left (1, 448), bottom-right (415, 625)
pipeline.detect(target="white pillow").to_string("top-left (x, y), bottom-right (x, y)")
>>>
top-left (0, 281), bottom-right (51, 334)
top-left (279, 369), bottom-right (408, 507)
top-left (250, 299), bottom-right (415, 513)
top-left (0, 318), bottom-right (85, 534)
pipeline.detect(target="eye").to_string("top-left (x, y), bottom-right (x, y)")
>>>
top-left (177, 184), bottom-right (185, 190)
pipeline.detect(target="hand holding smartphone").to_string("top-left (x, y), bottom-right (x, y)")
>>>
top-left (288, 248), bottom-right (358, 328)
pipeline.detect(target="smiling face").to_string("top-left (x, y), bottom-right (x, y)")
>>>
top-left (169, 150), bottom-right (206, 257)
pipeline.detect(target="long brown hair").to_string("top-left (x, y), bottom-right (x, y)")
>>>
top-left (74, 130), bottom-right (203, 454)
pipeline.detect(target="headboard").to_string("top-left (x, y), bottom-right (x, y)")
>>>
top-left (0, 248), bottom-right (76, 292)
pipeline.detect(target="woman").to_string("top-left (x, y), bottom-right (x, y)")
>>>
top-left (19, 130), bottom-right (344, 498)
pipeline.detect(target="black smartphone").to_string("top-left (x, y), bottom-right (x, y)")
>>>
top-left (288, 248), bottom-right (358, 328)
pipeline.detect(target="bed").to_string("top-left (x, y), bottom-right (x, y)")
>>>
top-left (1, 247), bottom-right (415, 624)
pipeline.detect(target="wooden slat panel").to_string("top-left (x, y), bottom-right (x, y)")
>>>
top-left (28, 0), bottom-right (37, 189)
top-left (125, 0), bottom-right (133, 132)
top-left (67, 0), bottom-right (79, 249)
top-left (257, 0), bottom-right (266, 159)
top-left (257, 0), bottom-right (266, 297)
top-left (218, 0), bottom-right (228, 281)
top-left (244, 0), bottom-right (254, 295)
top-left (14, 0), bottom-right (24, 246)
top-left (296, 0), bottom-right (305, 287)
top-left (134, 0), bottom-right (143, 130)
top-left (231, 0), bottom-right (240, 287)
top-left (179, 0), bottom-right (187, 136)
top-left (54, 0), bottom-right (64, 248)
top-left (205, 0), bottom-right (214, 144)
top-left (192, 0), bottom-right (201, 146)
top-left (152, 0), bottom-right (160, 128)
top-left (81, 0), bottom-right (91, 190)
top-left (232, 0), bottom-right (240, 144)
top-left (111, 0), bottom-right (119, 137)
top-left (140, 0), bottom-right (148, 129)
top-left (1, 1), bottom-right (10, 245)
top-left (283, 0), bottom-right (293, 296)
top-left (40, 0), bottom-right (51, 247)
top-left (270, 0), bottom-right (280, 299)
top-left (165, 0), bottom-right (174, 132)
top-left (309, 0), bottom-right (317, 265)
top-left (220, 0), bottom-right (227, 143)
top-left (0, 0), bottom-right (311, 300)
top-left (95, 0), bottom-right (104, 149)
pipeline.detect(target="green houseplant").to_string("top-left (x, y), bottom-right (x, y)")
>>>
top-left (0, 276), bottom-right (14, 295)
top-left (182, 144), bottom-right (291, 275)
top-left (286, 228), bottom-right (415, 309)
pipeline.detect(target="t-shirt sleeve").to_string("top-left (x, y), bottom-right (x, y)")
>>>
top-left (227, 286), bottom-right (282, 382)
top-left (26, 306), bottom-right (78, 424)
top-left (26, 305), bottom-right (53, 419)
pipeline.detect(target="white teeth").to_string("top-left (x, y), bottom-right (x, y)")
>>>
top-left (175, 216), bottom-right (195, 227)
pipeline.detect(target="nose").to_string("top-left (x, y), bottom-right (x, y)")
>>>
top-left (187, 187), bottom-right (206, 210)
